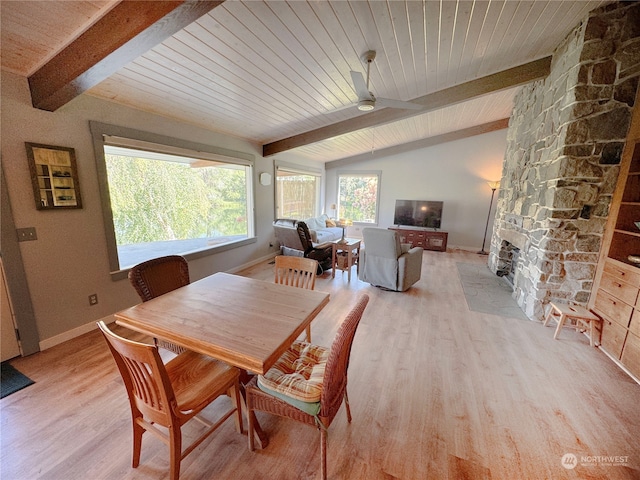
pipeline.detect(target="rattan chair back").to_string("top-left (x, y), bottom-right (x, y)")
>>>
top-left (246, 294), bottom-right (370, 480)
top-left (128, 255), bottom-right (190, 354)
top-left (128, 255), bottom-right (190, 302)
top-left (320, 294), bottom-right (369, 419)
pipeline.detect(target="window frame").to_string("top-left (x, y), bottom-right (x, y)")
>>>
top-left (274, 160), bottom-right (322, 220)
top-left (336, 170), bottom-right (382, 225)
top-left (90, 121), bottom-right (256, 280)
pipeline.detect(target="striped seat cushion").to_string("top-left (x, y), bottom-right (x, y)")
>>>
top-left (258, 341), bottom-right (329, 402)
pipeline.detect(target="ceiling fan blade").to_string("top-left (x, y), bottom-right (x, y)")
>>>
top-left (350, 71), bottom-right (372, 100)
top-left (323, 103), bottom-right (356, 114)
top-left (376, 97), bottom-right (423, 110)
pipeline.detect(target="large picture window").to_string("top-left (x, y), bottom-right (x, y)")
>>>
top-left (91, 122), bottom-right (255, 275)
top-left (337, 171), bottom-right (380, 224)
top-left (275, 162), bottom-right (321, 219)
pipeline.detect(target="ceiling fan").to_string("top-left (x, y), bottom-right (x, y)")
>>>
top-left (349, 50), bottom-right (423, 112)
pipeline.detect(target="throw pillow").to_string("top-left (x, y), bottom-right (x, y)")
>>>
top-left (326, 219), bottom-right (336, 227)
top-left (305, 217), bottom-right (323, 230)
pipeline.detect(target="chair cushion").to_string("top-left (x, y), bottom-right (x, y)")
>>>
top-left (257, 382), bottom-right (321, 416)
top-left (258, 341), bottom-right (329, 403)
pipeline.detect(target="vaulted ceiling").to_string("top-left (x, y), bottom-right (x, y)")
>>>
top-left (1, 1), bottom-right (610, 163)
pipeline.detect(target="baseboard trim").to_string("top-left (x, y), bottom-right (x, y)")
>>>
top-left (38, 252), bottom-right (278, 351)
top-left (446, 245), bottom-right (481, 253)
top-left (39, 314), bottom-right (116, 351)
top-left (226, 252), bottom-right (277, 273)
top-left (598, 346), bottom-right (640, 386)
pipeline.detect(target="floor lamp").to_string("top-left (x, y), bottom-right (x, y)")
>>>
top-left (478, 181), bottom-right (500, 255)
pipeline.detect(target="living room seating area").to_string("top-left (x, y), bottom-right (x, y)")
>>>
top-left (273, 215), bottom-right (342, 256)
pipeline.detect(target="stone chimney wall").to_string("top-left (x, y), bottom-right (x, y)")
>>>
top-left (489, 2), bottom-right (640, 321)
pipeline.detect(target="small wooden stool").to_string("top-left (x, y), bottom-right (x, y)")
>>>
top-left (543, 302), bottom-right (602, 347)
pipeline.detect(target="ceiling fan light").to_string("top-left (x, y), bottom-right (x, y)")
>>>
top-left (357, 99), bottom-right (375, 111)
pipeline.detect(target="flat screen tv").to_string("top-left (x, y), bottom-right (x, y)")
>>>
top-left (394, 199), bottom-right (443, 229)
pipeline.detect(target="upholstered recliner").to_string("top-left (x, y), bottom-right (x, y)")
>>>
top-left (359, 228), bottom-right (423, 291)
top-left (296, 221), bottom-right (333, 274)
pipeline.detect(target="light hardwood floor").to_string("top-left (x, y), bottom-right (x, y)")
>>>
top-left (2, 250), bottom-right (639, 480)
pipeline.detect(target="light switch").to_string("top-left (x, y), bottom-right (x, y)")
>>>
top-left (16, 227), bottom-right (37, 242)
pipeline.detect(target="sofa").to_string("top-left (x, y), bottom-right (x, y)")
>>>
top-left (273, 215), bottom-right (343, 255)
top-left (359, 227), bottom-right (423, 291)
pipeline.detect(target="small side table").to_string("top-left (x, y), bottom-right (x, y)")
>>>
top-left (543, 302), bottom-right (602, 347)
top-left (332, 239), bottom-right (361, 281)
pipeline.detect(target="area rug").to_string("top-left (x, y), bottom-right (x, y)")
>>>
top-left (1, 362), bottom-right (34, 399)
top-left (456, 263), bottom-right (528, 320)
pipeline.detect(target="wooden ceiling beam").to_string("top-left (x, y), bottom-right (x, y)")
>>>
top-left (28, 0), bottom-right (223, 111)
top-left (326, 118), bottom-right (510, 170)
top-left (263, 56), bottom-right (551, 157)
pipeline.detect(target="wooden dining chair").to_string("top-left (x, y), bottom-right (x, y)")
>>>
top-left (246, 294), bottom-right (370, 480)
top-left (274, 255), bottom-right (319, 341)
top-left (128, 255), bottom-right (190, 354)
top-left (97, 321), bottom-right (243, 480)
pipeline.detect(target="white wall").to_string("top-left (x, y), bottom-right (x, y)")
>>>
top-left (324, 129), bottom-right (508, 250)
top-left (1, 71), bottom-right (279, 347)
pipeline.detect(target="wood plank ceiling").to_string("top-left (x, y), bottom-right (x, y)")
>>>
top-left (1, 1), bottom-right (610, 163)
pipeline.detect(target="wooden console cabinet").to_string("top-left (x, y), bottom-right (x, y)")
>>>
top-left (593, 260), bottom-right (640, 377)
top-left (389, 227), bottom-right (448, 252)
top-left (590, 87), bottom-right (640, 381)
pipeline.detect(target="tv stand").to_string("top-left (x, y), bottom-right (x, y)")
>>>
top-left (389, 227), bottom-right (448, 252)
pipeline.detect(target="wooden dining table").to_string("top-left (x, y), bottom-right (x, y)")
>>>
top-left (115, 271), bottom-right (330, 446)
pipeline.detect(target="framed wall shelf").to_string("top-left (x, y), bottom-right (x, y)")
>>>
top-left (25, 142), bottom-right (82, 209)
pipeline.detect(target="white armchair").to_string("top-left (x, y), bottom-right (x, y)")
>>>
top-left (359, 228), bottom-right (423, 291)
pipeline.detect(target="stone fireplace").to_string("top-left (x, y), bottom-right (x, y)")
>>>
top-left (488, 1), bottom-right (640, 321)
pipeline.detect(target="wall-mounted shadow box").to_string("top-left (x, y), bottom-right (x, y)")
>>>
top-left (25, 142), bottom-right (82, 209)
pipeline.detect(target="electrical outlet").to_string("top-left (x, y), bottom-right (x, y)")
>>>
top-left (88, 294), bottom-right (98, 306)
top-left (16, 227), bottom-right (37, 242)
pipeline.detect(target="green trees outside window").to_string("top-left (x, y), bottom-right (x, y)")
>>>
top-left (104, 149), bottom-right (251, 268)
top-left (338, 173), bottom-right (379, 223)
